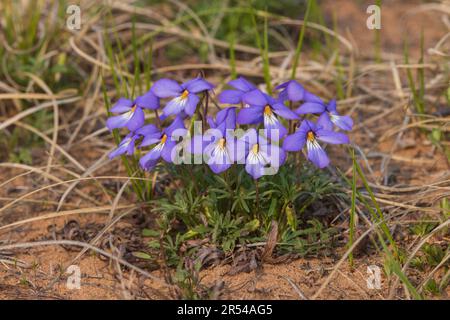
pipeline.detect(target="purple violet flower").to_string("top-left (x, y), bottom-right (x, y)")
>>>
top-left (283, 119), bottom-right (349, 168)
top-left (106, 91), bottom-right (159, 131)
top-left (218, 77), bottom-right (256, 105)
top-left (109, 123), bottom-right (161, 160)
top-left (139, 116), bottom-right (187, 170)
top-left (204, 131), bottom-right (237, 174)
top-left (207, 107), bottom-right (236, 133)
top-left (151, 77), bottom-right (214, 117)
top-left (276, 80), bottom-right (306, 102)
top-left (108, 132), bottom-right (139, 159)
top-left (317, 99), bottom-right (353, 131)
top-left (189, 107), bottom-right (237, 174)
top-left (237, 89), bottom-right (298, 140)
top-left (293, 92), bottom-right (327, 115)
top-left (276, 80), bottom-right (324, 111)
top-left (239, 129), bottom-right (286, 180)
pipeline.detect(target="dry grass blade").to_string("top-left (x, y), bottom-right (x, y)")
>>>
top-left (261, 220), bottom-right (278, 263)
top-left (279, 275), bottom-right (309, 300)
top-left (22, 72), bottom-right (59, 177)
top-left (388, 219), bottom-right (450, 299)
top-left (311, 212), bottom-right (405, 300)
top-left (0, 205), bottom-right (136, 233)
top-left (0, 163), bottom-right (101, 206)
top-left (56, 152), bottom-right (112, 211)
top-left (0, 119), bottom-right (86, 172)
top-left (0, 176), bottom-right (151, 216)
top-left (0, 97), bottom-right (80, 131)
top-left (0, 240), bottom-right (170, 287)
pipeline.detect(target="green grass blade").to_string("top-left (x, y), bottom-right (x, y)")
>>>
top-left (227, 11), bottom-right (239, 79)
top-left (349, 148), bottom-right (357, 267)
top-left (250, 6), bottom-right (271, 93)
top-left (417, 28), bottom-right (425, 115)
top-left (291, 0), bottom-right (313, 79)
top-left (131, 14), bottom-right (141, 97)
top-left (354, 158), bottom-right (398, 255)
top-left (144, 37), bottom-right (153, 91)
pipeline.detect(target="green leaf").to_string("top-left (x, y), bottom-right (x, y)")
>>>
top-left (285, 203), bottom-right (297, 231)
top-left (132, 252), bottom-right (152, 260)
top-left (148, 240), bottom-right (160, 249)
top-left (142, 229), bottom-right (160, 237)
top-left (244, 219), bottom-right (260, 232)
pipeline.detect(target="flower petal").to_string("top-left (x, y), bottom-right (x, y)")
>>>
top-left (278, 90), bottom-right (289, 102)
top-left (326, 99), bottom-right (337, 112)
top-left (228, 77), bottom-right (255, 91)
top-left (276, 80), bottom-right (305, 102)
top-left (140, 132), bottom-right (162, 147)
top-left (106, 113), bottom-right (133, 130)
top-left (162, 96), bottom-right (187, 116)
top-left (165, 116), bottom-right (186, 136)
top-left (242, 89), bottom-right (267, 107)
top-left (295, 102), bottom-right (326, 115)
top-left (274, 82), bottom-right (288, 91)
top-left (136, 124), bottom-right (159, 136)
top-left (307, 140), bottom-right (329, 168)
top-left (184, 94), bottom-right (200, 116)
top-left (282, 131), bottom-right (306, 151)
top-left (296, 119), bottom-right (316, 134)
top-left (245, 161), bottom-right (264, 180)
top-left (316, 129), bottom-right (350, 144)
top-left (218, 90), bottom-right (243, 104)
top-left (272, 103), bottom-right (299, 120)
top-left (110, 98), bottom-right (134, 113)
top-left (303, 91), bottom-right (324, 104)
top-left (331, 114), bottom-right (353, 131)
top-left (106, 115), bottom-right (127, 131)
top-left (317, 112), bottom-right (333, 131)
top-left (183, 78), bottom-right (214, 93)
top-left (216, 107), bottom-right (236, 125)
top-left (126, 138), bottom-right (136, 155)
top-left (278, 147), bottom-right (286, 166)
top-left (126, 107), bottom-right (145, 131)
top-left (140, 147), bottom-right (162, 169)
top-left (140, 158), bottom-right (158, 171)
top-left (209, 161), bottom-right (231, 174)
top-left (109, 141), bottom-right (130, 159)
top-left (135, 91), bottom-right (160, 110)
top-left (264, 118), bottom-right (287, 141)
top-left (287, 81), bottom-right (305, 101)
top-left (237, 106), bottom-right (264, 124)
top-left (215, 107), bottom-right (236, 135)
top-left (264, 144), bottom-right (286, 168)
top-left (151, 78), bottom-right (182, 98)
top-left (161, 139), bottom-right (177, 163)
top-left (206, 143), bottom-right (232, 174)
top-left (206, 115), bottom-right (216, 129)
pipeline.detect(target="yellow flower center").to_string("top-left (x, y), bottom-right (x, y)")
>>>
top-left (307, 131), bottom-right (315, 142)
top-left (180, 90), bottom-right (189, 100)
top-left (264, 105), bottom-right (272, 116)
top-left (218, 138), bottom-right (226, 149)
top-left (160, 134), bottom-right (168, 144)
top-left (251, 143), bottom-right (259, 154)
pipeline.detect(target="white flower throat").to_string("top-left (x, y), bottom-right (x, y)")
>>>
top-left (263, 105), bottom-right (278, 126)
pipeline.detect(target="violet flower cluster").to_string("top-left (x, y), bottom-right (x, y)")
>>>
top-left (106, 76), bottom-right (352, 179)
